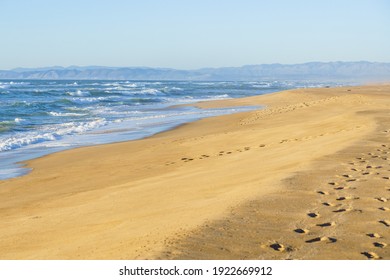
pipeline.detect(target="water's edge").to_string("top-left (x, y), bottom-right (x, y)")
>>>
top-left (0, 104), bottom-right (260, 180)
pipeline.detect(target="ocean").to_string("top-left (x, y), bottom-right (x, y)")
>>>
top-left (0, 79), bottom-right (343, 179)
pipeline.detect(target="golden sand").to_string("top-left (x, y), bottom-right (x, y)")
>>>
top-left (0, 85), bottom-right (389, 259)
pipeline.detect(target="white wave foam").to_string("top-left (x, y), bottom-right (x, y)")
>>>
top-left (123, 83), bottom-right (137, 88)
top-left (48, 112), bottom-right (87, 117)
top-left (208, 94), bottom-right (229, 99)
top-left (0, 120), bottom-right (12, 126)
top-left (0, 84), bottom-right (10, 89)
top-left (0, 119), bottom-right (107, 152)
top-left (113, 88), bottom-right (161, 95)
top-left (9, 81), bottom-right (30, 85)
top-left (14, 118), bottom-right (24, 123)
top-left (0, 118), bottom-right (25, 125)
top-left (251, 83), bottom-right (272, 88)
top-left (103, 82), bottom-right (120, 86)
top-left (139, 88), bottom-right (161, 95)
top-left (69, 97), bottom-right (107, 104)
top-left (0, 133), bottom-right (58, 152)
top-left (105, 86), bottom-right (129, 91)
top-left (163, 94), bottom-right (230, 104)
top-left (65, 106), bottom-right (89, 112)
top-left (67, 90), bottom-right (90, 97)
top-left (0, 81), bottom-right (31, 89)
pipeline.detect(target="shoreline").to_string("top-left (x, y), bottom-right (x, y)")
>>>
top-left (0, 103), bottom-right (257, 181)
top-left (1, 85), bottom-right (389, 259)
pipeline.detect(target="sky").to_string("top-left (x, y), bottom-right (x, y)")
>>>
top-left (0, 0), bottom-right (389, 69)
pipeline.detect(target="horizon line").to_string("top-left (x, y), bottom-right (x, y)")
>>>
top-left (2, 60), bottom-right (390, 72)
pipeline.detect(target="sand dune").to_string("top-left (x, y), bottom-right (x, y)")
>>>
top-left (0, 85), bottom-right (389, 259)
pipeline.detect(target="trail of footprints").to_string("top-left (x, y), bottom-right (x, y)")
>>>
top-left (268, 140), bottom-right (390, 259)
top-left (240, 94), bottom-right (367, 126)
top-left (164, 145), bottom-right (263, 165)
top-left (165, 125), bottom-right (364, 167)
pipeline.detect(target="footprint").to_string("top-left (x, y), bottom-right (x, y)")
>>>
top-left (375, 197), bottom-right (388, 202)
top-left (294, 228), bottom-right (309, 234)
top-left (334, 186), bottom-right (345, 190)
top-left (367, 233), bottom-right (382, 238)
top-left (322, 202), bottom-right (335, 207)
top-left (379, 207), bottom-right (390, 211)
top-left (270, 243), bottom-right (285, 252)
top-left (342, 174), bottom-right (352, 178)
top-left (259, 144), bottom-right (266, 147)
top-left (361, 252), bottom-right (381, 259)
top-left (328, 182), bottom-right (338, 186)
top-left (333, 208), bottom-right (352, 213)
top-left (336, 196), bottom-right (353, 201)
top-left (316, 222), bottom-right (336, 227)
top-left (327, 237), bottom-right (337, 243)
top-left (373, 242), bottom-right (387, 248)
top-left (383, 176), bottom-right (389, 180)
top-left (306, 237), bottom-right (337, 243)
top-left (317, 191), bottom-right (329, 195)
top-left (305, 237), bottom-right (322, 243)
top-left (307, 212), bottom-right (320, 218)
top-left (379, 220), bottom-right (390, 227)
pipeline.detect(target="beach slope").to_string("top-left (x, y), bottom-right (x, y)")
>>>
top-left (0, 85), bottom-right (389, 259)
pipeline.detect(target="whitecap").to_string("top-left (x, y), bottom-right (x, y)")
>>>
top-left (0, 84), bottom-right (10, 89)
top-left (122, 83), bottom-right (137, 88)
top-left (67, 90), bottom-right (90, 97)
top-left (69, 97), bottom-right (107, 104)
top-left (48, 112), bottom-right (87, 117)
top-left (103, 82), bottom-right (120, 87)
top-left (14, 118), bottom-right (24, 123)
top-left (139, 88), bottom-right (161, 95)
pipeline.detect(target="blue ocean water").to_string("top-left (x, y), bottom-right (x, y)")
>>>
top-left (0, 79), bottom-right (342, 179)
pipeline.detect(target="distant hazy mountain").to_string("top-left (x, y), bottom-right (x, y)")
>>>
top-left (1, 61), bottom-right (389, 81)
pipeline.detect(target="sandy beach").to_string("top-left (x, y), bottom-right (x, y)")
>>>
top-left (0, 85), bottom-right (389, 260)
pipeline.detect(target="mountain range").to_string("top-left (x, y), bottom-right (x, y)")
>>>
top-left (1, 61), bottom-right (390, 81)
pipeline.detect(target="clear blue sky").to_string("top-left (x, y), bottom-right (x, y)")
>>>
top-left (1, 0), bottom-right (389, 69)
